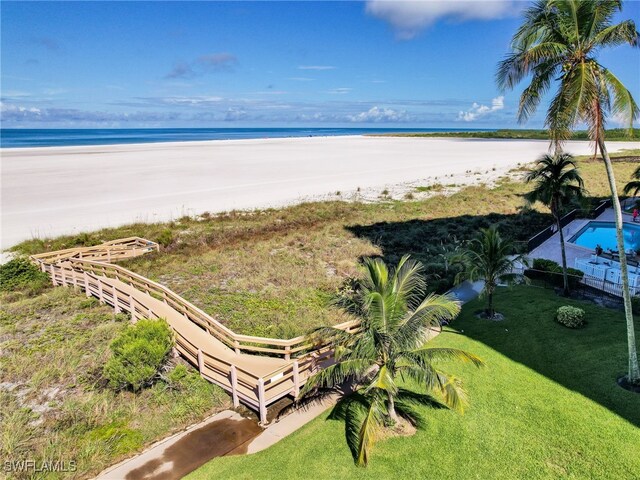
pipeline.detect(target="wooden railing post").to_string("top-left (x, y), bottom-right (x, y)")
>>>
top-left (84, 271), bottom-right (91, 297)
top-left (197, 349), bottom-right (204, 376)
top-left (284, 345), bottom-right (291, 361)
top-left (293, 361), bottom-right (300, 398)
top-left (234, 340), bottom-right (240, 355)
top-left (129, 294), bottom-right (136, 321)
top-left (230, 365), bottom-right (239, 408)
top-left (113, 285), bottom-right (121, 313)
top-left (49, 264), bottom-right (56, 286)
top-left (257, 378), bottom-right (267, 424)
top-left (98, 281), bottom-right (104, 304)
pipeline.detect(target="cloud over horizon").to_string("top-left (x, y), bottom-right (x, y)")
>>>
top-left (366, 0), bottom-right (517, 39)
top-left (458, 95), bottom-right (504, 121)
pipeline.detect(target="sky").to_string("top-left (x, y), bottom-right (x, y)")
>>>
top-left (1, 0), bottom-right (639, 129)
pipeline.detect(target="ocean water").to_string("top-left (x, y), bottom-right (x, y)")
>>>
top-left (0, 127), bottom-right (492, 148)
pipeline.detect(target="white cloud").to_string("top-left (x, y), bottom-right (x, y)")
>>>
top-left (457, 95), bottom-right (504, 122)
top-left (348, 106), bottom-right (410, 123)
top-left (327, 87), bottom-right (352, 94)
top-left (298, 65), bottom-right (336, 70)
top-left (366, 0), bottom-right (517, 39)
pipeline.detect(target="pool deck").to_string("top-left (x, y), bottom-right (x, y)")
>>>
top-left (529, 207), bottom-right (636, 267)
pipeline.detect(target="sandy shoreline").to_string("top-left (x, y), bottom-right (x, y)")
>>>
top-left (1, 135), bottom-right (638, 249)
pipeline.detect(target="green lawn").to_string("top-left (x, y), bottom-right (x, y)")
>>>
top-left (188, 287), bottom-right (640, 480)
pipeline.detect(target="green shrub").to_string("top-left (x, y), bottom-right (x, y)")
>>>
top-left (0, 257), bottom-right (49, 293)
top-left (533, 258), bottom-right (562, 273)
top-left (527, 259), bottom-right (584, 288)
top-left (156, 229), bottom-right (174, 248)
top-left (103, 319), bottom-right (173, 391)
top-left (632, 296), bottom-right (640, 315)
top-left (556, 306), bottom-right (586, 328)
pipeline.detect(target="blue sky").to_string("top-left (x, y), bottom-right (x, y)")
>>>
top-left (1, 1), bottom-right (639, 128)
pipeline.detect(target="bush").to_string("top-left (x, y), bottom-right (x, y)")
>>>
top-left (0, 257), bottom-right (49, 293)
top-left (156, 229), bottom-right (174, 248)
top-left (103, 319), bottom-right (173, 391)
top-left (632, 296), bottom-right (640, 315)
top-left (527, 258), bottom-right (584, 289)
top-left (556, 306), bottom-right (586, 328)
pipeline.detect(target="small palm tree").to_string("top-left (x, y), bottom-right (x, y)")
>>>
top-left (456, 227), bottom-right (526, 319)
top-left (497, 0), bottom-right (640, 384)
top-left (525, 153), bottom-right (586, 295)
top-left (301, 255), bottom-right (483, 467)
top-left (623, 166), bottom-right (640, 198)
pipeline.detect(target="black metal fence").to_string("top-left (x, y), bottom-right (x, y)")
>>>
top-left (526, 209), bottom-right (578, 252)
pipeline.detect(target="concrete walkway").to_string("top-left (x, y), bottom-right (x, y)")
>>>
top-left (96, 411), bottom-right (261, 480)
top-left (448, 280), bottom-right (485, 305)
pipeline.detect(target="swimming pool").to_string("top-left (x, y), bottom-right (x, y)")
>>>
top-left (569, 221), bottom-right (640, 252)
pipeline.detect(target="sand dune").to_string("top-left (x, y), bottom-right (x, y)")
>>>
top-left (1, 135), bottom-right (638, 248)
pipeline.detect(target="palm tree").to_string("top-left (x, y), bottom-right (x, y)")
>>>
top-left (497, 0), bottom-right (640, 384)
top-left (623, 166), bottom-right (640, 198)
top-left (301, 255), bottom-right (484, 466)
top-left (525, 153), bottom-right (586, 295)
top-left (456, 227), bottom-right (526, 319)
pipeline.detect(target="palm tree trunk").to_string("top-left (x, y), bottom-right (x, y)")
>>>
top-left (599, 139), bottom-right (640, 383)
top-left (387, 391), bottom-right (398, 424)
top-left (487, 289), bottom-right (494, 318)
top-left (556, 213), bottom-right (570, 296)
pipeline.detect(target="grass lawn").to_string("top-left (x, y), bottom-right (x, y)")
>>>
top-left (188, 286), bottom-right (640, 480)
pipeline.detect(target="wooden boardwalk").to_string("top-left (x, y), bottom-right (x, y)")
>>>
top-left (31, 238), bottom-right (358, 423)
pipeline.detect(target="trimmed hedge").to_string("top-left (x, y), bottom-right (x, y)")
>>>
top-left (526, 258), bottom-right (584, 289)
top-left (556, 306), bottom-right (586, 328)
top-left (104, 319), bottom-right (173, 391)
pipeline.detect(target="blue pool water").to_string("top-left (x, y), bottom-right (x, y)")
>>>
top-left (570, 221), bottom-right (640, 252)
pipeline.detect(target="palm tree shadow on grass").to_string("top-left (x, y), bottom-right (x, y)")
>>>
top-left (346, 213), bottom-right (640, 427)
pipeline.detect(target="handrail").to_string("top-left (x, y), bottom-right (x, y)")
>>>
top-left (31, 237), bottom-right (357, 423)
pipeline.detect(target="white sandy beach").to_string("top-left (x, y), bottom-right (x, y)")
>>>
top-left (1, 135), bottom-right (638, 249)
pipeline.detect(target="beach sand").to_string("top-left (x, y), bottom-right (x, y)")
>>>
top-left (1, 135), bottom-right (638, 249)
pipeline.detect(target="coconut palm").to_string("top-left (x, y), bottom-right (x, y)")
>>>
top-left (623, 166), bottom-right (640, 198)
top-left (301, 255), bottom-right (483, 466)
top-left (455, 227), bottom-right (526, 319)
top-left (497, 0), bottom-right (639, 384)
top-left (525, 153), bottom-right (586, 295)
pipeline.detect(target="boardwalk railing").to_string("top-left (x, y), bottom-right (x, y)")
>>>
top-left (31, 237), bottom-right (359, 423)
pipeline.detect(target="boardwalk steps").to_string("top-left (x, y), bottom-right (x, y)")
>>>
top-left (31, 238), bottom-right (358, 423)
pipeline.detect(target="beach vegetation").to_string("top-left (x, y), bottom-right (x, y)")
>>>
top-left (0, 257), bottom-right (49, 294)
top-left (103, 318), bottom-right (173, 391)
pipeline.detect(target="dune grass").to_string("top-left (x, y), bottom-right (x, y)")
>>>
top-left (188, 286), bottom-right (640, 480)
top-left (0, 287), bottom-right (229, 479)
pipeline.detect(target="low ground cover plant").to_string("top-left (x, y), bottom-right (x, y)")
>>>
top-left (104, 318), bottom-right (174, 391)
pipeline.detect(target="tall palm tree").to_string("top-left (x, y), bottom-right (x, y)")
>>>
top-left (622, 166), bottom-right (640, 198)
top-left (456, 227), bottom-right (526, 319)
top-left (525, 153), bottom-right (586, 295)
top-left (301, 256), bottom-right (483, 466)
top-left (497, 0), bottom-right (640, 384)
